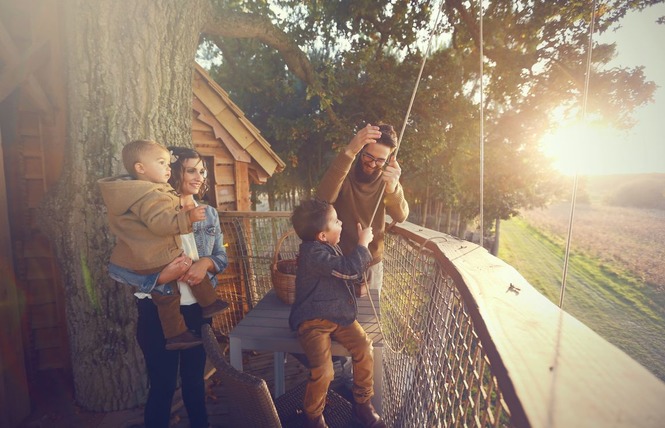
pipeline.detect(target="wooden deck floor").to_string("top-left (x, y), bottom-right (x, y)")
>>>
top-left (19, 343), bottom-right (354, 428)
top-left (114, 349), bottom-right (316, 428)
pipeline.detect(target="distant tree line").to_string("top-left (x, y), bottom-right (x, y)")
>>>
top-left (606, 176), bottom-right (665, 210)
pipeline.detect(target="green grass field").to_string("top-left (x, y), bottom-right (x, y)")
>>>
top-left (499, 217), bottom-right (665, 381)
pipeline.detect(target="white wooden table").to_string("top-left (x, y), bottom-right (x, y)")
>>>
top-left (229, 289), bottom-right (384, 415)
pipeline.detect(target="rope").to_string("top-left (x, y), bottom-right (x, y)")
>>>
top-left (365, 0), bottom-right (446, 350)
top-left (478, 0), bottom-right (485, 249)
top-left (368, 0), bottom-right (446, 226)
top-left (559, 0), bottom-right (597, 308)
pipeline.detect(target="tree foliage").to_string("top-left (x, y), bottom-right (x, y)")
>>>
top-left (203, 0), bottom-right (661, 234)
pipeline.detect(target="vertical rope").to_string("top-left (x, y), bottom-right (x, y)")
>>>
top-left (365, 0), bottom-right (446, 330)
top-left (478, 0), bottom-right (485, 249)
top-left (560, 0), bottom-right (598, 308)
top-left (368, 0), bottom-right (445, 226)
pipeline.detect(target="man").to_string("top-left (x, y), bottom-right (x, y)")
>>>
top-left (312, 122), bottom-right (409, 402)
top-left (317, 123), bottom-right (409, 293)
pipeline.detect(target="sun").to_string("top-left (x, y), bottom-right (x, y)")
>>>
top-left (539, 120), bottom-right (609, 176)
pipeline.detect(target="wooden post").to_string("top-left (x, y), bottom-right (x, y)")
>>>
top-left (0, 129), bottom-right (31, 427)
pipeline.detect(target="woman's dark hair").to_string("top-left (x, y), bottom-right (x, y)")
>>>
top-left (291, 199), bottom-right (332, 241)
top-left (167, 146), bottom-right (209, 199)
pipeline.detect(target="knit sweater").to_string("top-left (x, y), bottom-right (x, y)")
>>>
top-left (289, 241), bottom-right (372, 330)
top-left (317, 151), bottom-right (409, 264)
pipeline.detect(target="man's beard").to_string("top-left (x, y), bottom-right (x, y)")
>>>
top-left (354, 159), bottom-right (381, 183)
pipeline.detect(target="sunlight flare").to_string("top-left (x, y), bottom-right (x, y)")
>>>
top-left (540, 120), bottom-right (618, 175)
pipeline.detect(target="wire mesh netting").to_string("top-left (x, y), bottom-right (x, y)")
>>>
top-left (211, 212), bottom-right (295, 336)
top-left (211, 211), bottom-right (513, 427)
top-left (381, 232), bottom-right (512, 427)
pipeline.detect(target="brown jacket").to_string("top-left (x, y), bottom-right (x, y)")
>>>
top-left (98, 175), bottom-right (192, 271)
top-left (317, 151), bottom-right (409, 264)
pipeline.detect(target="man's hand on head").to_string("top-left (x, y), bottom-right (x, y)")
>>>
top-left (345, 124), bottom-right (382, 157)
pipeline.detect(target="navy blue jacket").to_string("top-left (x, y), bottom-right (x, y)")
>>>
top-left (289, 240), bottom-right (371, 330)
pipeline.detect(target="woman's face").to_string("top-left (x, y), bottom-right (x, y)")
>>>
top-left (179, 158), bottom-right (207, 196)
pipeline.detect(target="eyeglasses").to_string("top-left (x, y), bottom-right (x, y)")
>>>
top-left (361, 151), bottom-right (387, 166)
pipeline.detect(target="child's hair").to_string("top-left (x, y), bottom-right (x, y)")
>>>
top-left (376, 123), bottom-right (397, 149)
top-left (168, 146), bottom-right (209, 198)
top-left (291, 199), bottom-right (332, 241)
top-left (122, 139), bottom-right (167, 178)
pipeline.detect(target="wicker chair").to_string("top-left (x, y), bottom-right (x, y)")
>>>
top-left (202, 324), bottom-right (355, 428)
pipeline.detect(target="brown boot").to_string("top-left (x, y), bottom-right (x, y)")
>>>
top-left (353, 401), bottom-right (386, 428)
top-left (201, 299), bottom-right (230, 318)
top-left (304, 414), bottom-right (328, 428)
top-left (165, 330), bottom-right (202, 350)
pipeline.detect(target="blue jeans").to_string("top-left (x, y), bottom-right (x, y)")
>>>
top-left (136, 298), bottom-right (209, 428)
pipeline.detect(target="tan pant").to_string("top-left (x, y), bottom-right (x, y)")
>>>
top-left (137, 265), bottom-right (218, 339)
top-left (297, 319), bottom-right (374, 418)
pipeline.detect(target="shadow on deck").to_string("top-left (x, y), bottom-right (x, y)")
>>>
top-left (18, 349), bottom-right (319, 428)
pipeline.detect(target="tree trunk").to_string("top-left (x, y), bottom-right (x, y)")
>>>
top-left (446, 206), bottom-right (452, 234)
top-left (455, 211), bottom-right (461, 237)
top-left (40, 0), bottom-right (211, 411)
top-left (435, 201), bottom-right (443, 231)
top-left (491, 217), bottom-right (501, 256)
top-left (422, 182), bottom-right (430, 227)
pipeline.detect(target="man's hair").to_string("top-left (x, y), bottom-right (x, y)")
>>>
top-left (122, 139), bottom-right (167, 178)
top-left (291, 199), bottom-right (331, 241)
top-left (376, 123), bottom-right (397, 149)
top-left (168, 146), bottom-right (209, 198)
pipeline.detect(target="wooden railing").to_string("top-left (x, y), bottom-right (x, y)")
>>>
top-left (213, 211), bottom-right (665, 427)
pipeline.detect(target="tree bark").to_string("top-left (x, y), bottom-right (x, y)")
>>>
top-left (422, 181), bottom-right (430, 228)
top-left (446, 206), bottom-right (452, 234)
top-left (491, 217), bottom-right (501, 256)
top-left (40, 0), bottom-right (212, 411)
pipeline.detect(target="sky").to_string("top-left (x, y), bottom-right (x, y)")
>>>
top-left (542, 4), bottom-right (665, 176)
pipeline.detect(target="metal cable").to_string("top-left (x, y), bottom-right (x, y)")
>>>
top-left (560, 0), bottom-right (598, 308)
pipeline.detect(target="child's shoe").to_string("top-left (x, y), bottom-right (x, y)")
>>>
top-left (201, 299), bottom-right (230, 318)
top-left (304, 414), bottom-right (328, 428)
top-left (165, 330), bottom-right (202, 350)
top-left (353, 401), bottom-right (386, 428)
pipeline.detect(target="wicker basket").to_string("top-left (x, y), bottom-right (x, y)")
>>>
top-left (271, 229), bottom-right (297, 304)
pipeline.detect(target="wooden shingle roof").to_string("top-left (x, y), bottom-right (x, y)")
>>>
top-left (193, 62), bottom-right (285, 181)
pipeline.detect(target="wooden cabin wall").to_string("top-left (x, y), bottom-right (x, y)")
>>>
top-left (193, 115), bottom-right (253, 212)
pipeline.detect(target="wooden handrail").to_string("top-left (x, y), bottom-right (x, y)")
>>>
top-left (391, 221), bottom-right (665, 427)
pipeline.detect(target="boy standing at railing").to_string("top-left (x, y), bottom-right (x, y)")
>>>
top-left (288, 199), bottom-right (386, 428)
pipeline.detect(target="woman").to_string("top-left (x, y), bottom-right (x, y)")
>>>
top-left (109, 146), bottom-right (228, 428)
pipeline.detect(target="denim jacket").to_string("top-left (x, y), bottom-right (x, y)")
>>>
top-left (109, 204), bottom-right (228, 294)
